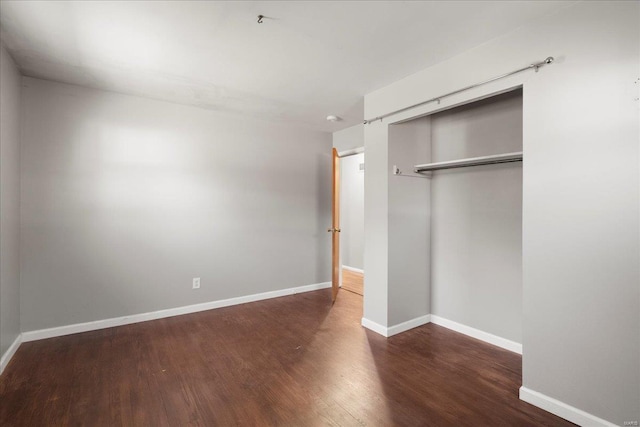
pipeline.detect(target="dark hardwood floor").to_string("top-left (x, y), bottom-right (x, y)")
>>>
top-left (1, 288), bottom-right (573, 426)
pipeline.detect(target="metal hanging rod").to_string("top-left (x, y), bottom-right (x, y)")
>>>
top-left (364, 57), bottom-right (554, 125)
top-left (414, 152), bottom-right (523, 173)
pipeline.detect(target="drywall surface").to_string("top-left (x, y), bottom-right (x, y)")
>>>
top-left (362, 123), bottom-right (389, 327)
top-left (340, 153), bottom-right (364, 270)
top-left (20, 78), bottom-right (332, 332)
top-left (333, 124), bottom-right (364, 153)
top-left (363, 1), bottom-right (639, 424)
top-left (430, 91), bottom-right (523, 343)
top-left (0, 43), bottom-right (21, 359)
top-left (387, 119), bottom-right (430, 326)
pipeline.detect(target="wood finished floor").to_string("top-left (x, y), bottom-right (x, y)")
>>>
top-left (342, 269), bottom-right (363, 296)
top-left (0, 289), bottom-right (574, 426)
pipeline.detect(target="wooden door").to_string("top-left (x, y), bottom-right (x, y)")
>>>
top-left (329, 148), bottom-right (341, 302)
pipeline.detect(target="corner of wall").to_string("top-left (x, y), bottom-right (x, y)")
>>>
top-left (0, 42), bottom-right (23, 369)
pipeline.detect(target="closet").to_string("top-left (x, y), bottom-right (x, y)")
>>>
top-left (389, 89), bottom-right (523, 345)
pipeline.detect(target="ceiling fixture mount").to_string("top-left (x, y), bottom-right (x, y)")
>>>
top-left (326, 115), bottom-right (341, 122)
top-left (257, 15), bottom-right (264, 24)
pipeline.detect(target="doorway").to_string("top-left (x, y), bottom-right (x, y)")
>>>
top-left (338, 149), bottom-right (364, 296)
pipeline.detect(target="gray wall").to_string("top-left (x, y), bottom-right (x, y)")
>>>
top-left (521, 3), bottom-right (638, 422)
top-left (0, 43), bottom-right (21, 360)
top-left (388, 119), bottom-right (430, 326)
top-left (363, 1), bottom-right (639, 423)
top-left (20, 77), bottom-right (332, 332)
top-left (430, 91), bottom-right (523, 343)
top-left (339, 153), bottom-right (364, 270)
top-left (363, 123), bottom-right (389, 326)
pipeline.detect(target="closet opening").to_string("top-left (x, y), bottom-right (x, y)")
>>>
top-left (388, 87), bottom-right (523, 352)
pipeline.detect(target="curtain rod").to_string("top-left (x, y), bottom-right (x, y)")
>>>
top-left (363, 56), bottom-right (554, 125)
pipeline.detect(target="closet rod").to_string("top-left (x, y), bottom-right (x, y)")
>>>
top-left (414, 152), bottom-right (523, 173)
top-left (363, 57), bottom-right (554, 125)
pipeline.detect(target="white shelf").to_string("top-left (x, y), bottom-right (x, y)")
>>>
top-left (414, 151), bottom-right (523, 173)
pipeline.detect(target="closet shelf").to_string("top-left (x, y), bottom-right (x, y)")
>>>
top-left (414, 151), bottom-right (523, 173)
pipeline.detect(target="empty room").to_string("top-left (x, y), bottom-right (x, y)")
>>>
top-left (1, 1), bottom-right (638, 426)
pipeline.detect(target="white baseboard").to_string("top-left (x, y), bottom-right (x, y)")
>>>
top-left (359, 316), bottom-right (614, 426)
top-left (362, 314), bottom-right (521, 353)
top-left (342, 265), bottom-right (364, 274)
top-left (22, 281), bottom-right (331, 342)
top-left (361, 317), bottom-right (389, 336)
top-left (387, 315), bottom-right (431, 336)
top-left (0, 333), bottom-right (22, 375)
top-left (430, 315), bottom-right (522, 354)
top-left (519, 387), bottom-right (617, 427)
top-left (361, 314), bottom-right (431, 337)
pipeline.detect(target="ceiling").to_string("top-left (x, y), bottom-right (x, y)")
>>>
top-left (0, 1), bottom-right (572, 132)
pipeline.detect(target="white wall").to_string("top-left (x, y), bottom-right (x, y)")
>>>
top-left (20, 78), bottom-right (332, 332)
top-left (430, 90), bottom-right (523, 343)
top-left (363, 1), bottom-right (639, 424)
top-left (340, 152), bottom-right (364, 270)
top-left (333, 124), bottom-right (364, 153)
top-left (0, 43), bottom-right (21, 363)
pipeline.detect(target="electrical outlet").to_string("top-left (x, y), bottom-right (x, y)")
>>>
top-left (192, 277), bottom-right (201, 289)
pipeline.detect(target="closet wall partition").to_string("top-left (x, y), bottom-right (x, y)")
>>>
top-left (387, 120), bottom-right (431, 326)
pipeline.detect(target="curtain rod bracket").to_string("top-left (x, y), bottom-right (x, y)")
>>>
top-left (534, 56), bottom-right (554, 72)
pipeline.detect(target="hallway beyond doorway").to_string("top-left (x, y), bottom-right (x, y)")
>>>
top-left (342, 268), bottom-right (363, 296)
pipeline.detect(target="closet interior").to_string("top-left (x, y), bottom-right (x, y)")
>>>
top-left (389, 89), bottom-right (524, 345)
